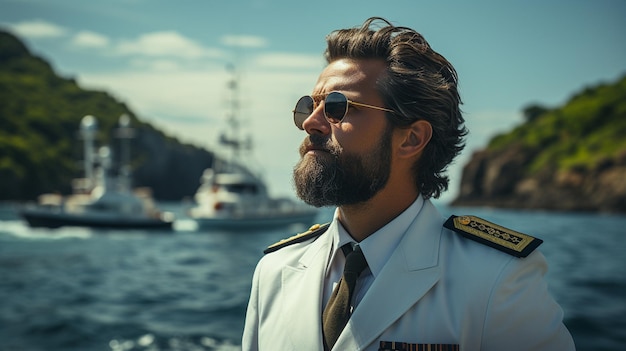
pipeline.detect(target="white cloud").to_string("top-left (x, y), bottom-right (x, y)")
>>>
top-left (129, 58), bottom-right (183, 71)
top-left (79, 68), bottom-right (224, 121)
top-left (254, 53), bottom-right (325, 69)
top-left (221, 34), bottom-right (268, 48)
top-left (72, 30), bottom-right (110, 48)
top-left (115, 31), bottom-right (223, 59)
top-left (7, 19), bottom-right (67, 38)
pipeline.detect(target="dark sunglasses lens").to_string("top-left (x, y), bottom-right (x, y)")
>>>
top-left (294, 96), bottom-right (314, 130)
top-left (324, 92), bottom-right (347, 124)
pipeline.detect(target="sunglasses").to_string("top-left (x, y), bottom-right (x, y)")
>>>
top-left (293, 91), bottom-right (395, 130)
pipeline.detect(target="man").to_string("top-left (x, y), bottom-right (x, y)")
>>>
top-left (242, 17), bottom-right (575, 351)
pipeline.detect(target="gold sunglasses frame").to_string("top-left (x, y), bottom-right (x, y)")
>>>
top-left (293, 91), bottom-right (396, 129)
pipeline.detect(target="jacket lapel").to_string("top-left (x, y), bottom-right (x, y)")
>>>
top-left (333, 200), bottom-right (443, 350)
top-left (280, 227), bottom-right (333, 350)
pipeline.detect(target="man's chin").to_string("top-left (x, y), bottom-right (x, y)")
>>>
top-left (293, 171), bottom-right (337, 208)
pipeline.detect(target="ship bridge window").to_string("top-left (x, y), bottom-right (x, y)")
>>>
top-left (88, 203), bottom-right (115, 211)
top-left (225, 184), bottom-right (259, 194)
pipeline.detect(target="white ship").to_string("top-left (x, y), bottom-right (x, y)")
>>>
top-left (188, 67), bottom-right (317, 230)
top-left (20, 115), bottom-right (174, 230)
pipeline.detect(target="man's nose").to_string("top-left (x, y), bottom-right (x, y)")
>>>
top-left (302, 103), bottom-right (331, 135)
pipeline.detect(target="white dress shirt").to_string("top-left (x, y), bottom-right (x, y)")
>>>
top-left (322, 196), bottom-right (425, 309)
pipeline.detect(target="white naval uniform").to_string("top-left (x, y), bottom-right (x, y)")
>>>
top-left (241, 198), bottom-right (575, 351)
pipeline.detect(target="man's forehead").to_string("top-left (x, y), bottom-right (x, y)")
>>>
top-left (313, 59), bottom-right (386, 94)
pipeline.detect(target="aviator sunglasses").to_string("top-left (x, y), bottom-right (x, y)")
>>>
top-left (293, 91), bottom-right (395, 130)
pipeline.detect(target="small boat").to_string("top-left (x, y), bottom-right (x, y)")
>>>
top-left (20, 115), bottom-right (174, 230)
top-left (188, 66), bottom-right (318, 230)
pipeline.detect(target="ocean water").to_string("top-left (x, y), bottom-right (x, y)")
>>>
top-left (0, 202), bottom-right (624, 351)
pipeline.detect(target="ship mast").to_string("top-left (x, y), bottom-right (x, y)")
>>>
top-left (219, 64), bottom-right (251, 170)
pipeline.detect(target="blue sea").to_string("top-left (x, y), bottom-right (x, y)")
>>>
top-left (0, 202), bottom-right (624, 351)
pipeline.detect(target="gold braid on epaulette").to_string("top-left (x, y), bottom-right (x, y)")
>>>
top-left (264, 223), bottom-right (330, 254)
top-left (444, 215), bottom-right (543, 258)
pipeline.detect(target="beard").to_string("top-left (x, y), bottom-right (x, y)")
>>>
top-left (292, 125), bottom-right (393, 207)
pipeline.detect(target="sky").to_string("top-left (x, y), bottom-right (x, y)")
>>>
top-left (2, 0), bottom-right (625, 204)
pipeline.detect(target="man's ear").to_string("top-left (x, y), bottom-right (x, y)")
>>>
top-left (397, 120), bottom-right (432, 158)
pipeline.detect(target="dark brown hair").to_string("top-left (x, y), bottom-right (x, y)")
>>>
top-left (324, 17), bottom-right (468, 199)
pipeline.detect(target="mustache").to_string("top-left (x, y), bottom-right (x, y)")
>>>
top-left (299, 135), bottom-right (341, 157)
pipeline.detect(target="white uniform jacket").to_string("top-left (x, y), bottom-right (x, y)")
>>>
top-left (242, 200), bottom-right (575, 351)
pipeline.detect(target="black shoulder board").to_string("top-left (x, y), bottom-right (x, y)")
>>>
top-left (264, 223), bottom-right (330, 254)
top-left (444, 215), bottom-right (543, 258)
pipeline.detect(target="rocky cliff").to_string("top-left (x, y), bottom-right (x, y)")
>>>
top-left (453, 146), bottom-right (626, 212)
top-left (451, 75), bottom-right (626, 213)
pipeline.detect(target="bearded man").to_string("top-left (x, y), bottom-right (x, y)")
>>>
top-left (242, 17), bottom-right (575, 351)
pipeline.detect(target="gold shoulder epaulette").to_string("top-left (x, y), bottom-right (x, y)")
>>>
top-left (444, 215), bottom-right (543, 258)
top-left (264, 223), bottom-right (330, 254)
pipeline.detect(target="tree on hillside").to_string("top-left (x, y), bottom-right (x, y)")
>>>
top-left (522, 104), bottom-right (549, 122)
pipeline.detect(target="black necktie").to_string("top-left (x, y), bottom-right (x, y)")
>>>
top-left (322, 244), bottom-right (368, 350)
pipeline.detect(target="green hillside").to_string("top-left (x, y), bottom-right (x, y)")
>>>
top-left (487, 74), bottom-right (626, 174)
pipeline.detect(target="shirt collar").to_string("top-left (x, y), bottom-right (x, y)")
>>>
top-left (330, 196), bottom-right (425, 278)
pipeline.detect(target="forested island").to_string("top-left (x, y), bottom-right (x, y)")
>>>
top-left (452, 74), bottom-right (626, 213)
